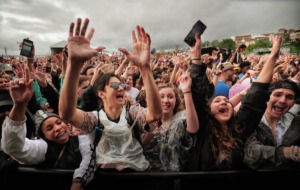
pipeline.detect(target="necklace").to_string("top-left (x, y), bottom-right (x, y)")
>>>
top-left (160, 119), bottom-right (174, 132)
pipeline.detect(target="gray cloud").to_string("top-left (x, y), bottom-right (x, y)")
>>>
top-left (0, 0), bottom-right (299, 56)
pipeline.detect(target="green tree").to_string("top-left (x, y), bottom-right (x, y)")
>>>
top-left (254, 39), bottom-right (272, 48)
top-left (218, 38), bottom-right (236, 50)
top-left (151, 48), bottom-right (156, 54)
top-left (290, 41), bottom-right (300, 54)
top-left (244, 39), bottom-right (272, 54)
top-left (203, 41), bottom-right (210, 47)
top-left (210, 40), bottom-right (219, 47)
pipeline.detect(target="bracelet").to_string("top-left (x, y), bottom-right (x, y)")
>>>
top-left (189, 60), bottom-right (202, 65)
top-left (290, 146), bottom-right (299, 162)
top-left (144, 124), bottom-right (151, 132)
top-left (183, 91), bottom-right (191, 94)
top-left (72, 177), bottom-right (83, 184)
top-left (294, 146), bottom-right (299, 162)
top-left (290, 146), bottom-right (295, 161)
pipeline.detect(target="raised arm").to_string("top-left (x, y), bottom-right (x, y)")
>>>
top-left (255, 35), bottom-right (282, 83)
top-left (8, 65), bottom-right (33, 121)
top-left (189, 33), bottom-right (210, 132)
top-left (59, 18), bottom-right (105, 127)
top-left (2, 65), bottom-right (47, 164)
top-left (119, 26), bottom-right (162, 123)
top-left (179, 72), bottom-right (199, 134)
top-left (115, 55), bottom-right (129, 76)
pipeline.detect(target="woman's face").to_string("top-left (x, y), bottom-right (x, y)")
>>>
top-left (41, 117), bottom-right (70, 144)
top-left (77, 80), bottom-right (90, 97)
top-left (125, 75), bottom-right (133, 89)
top-left (86, 68), bottom-right (95, 81)
top-left (210, 96), bottom-right (233, 124)
top-left (159, 87), bottom-right (176, 115)
top-left (272, 72), bottom-right (281, 83)
top-left (0, 77), bottom-right (10, 90)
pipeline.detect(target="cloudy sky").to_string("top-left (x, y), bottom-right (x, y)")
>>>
top-left (0, 0), bottom-right (299, 56)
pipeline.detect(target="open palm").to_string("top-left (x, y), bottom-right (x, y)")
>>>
top-left (68, 18), bottom-right (105, 65)
top-left (119, 26), bottom-right (151, 69)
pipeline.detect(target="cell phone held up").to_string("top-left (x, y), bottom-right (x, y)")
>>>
top-left (20, 38), bottom-right (33, 57)
top-left (184, 20), bottom-right (207, 47)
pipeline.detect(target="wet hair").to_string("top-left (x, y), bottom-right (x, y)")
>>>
top-left (158, 83), bottom-right (181, 114)
top-left (268, 79), bottom-right (300, 99)
top-left (93, 73), bottom-right (121, 95)
top-left (81, 65), bottom-right (95, 76)
top-left (78, 75), bottom-right (90, 86)
top-left (136, 90), bottom-right (147, 108)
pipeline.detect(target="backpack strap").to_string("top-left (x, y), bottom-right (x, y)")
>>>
top-left (126, 104), bottom-right (143, 144)
top-left (94, 109), bottom-right (103, 146)
top-left (129, 103), bottom-right (141, 130)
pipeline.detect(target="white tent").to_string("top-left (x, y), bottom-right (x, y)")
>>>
top-left (50, 40), bottom-right (67, 55)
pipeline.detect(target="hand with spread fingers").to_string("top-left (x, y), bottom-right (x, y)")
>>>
top-left (90, 63), bottom-right (114, 86)
top-left (9, 65), bottom-right (34, 106)
top-left (118, 26), bottom-right (151, 70)
top-left (68, 18), bottom-right (105, 66)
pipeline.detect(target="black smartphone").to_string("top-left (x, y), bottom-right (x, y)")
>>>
top-left (20, 38), bottom-right (33, 57)
top-left (45, 67), bottom-right (51, 73)
top-left (184, 20), bottom-right (207, 47)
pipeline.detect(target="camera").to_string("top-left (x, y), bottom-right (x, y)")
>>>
top-left (45, 67), bottom-right (51, 73)
top-left (20, 38), bottom-right (33, 57)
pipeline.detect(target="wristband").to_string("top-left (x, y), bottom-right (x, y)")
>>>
top-left (294, 146), bottom-right (299, 161)
top-left (144, 124), bottom-right (151, 132)
top-left (183, 91), bottom-right (191, 94)
top-left (192, 58), bottom-right (201, 60)
top-left (290, 146), bottom-right (295, 161)
top-left (72, 177), bottom-right (82, 184)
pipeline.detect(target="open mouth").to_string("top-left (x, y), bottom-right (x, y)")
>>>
top-left (273, 105), bottom-right (286, 113)
top-left (219, 106), bottom-right (228, 113)
top-left (116, 93), bottom-right (124, 100)
top-left (56, 131), bottom-right (66, 138)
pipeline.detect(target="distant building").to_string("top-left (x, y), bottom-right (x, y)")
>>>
top-left (50, 40), bottom-right (67, 55)
top-left (290, 30), bottom-right (300, 42)
top-left (276, 28), bottom-right (289, 42)
top-left (232, 35), bottom-right (252, 46)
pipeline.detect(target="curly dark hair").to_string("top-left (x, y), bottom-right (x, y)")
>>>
top-left (208, 95), bottom-right (243, 162)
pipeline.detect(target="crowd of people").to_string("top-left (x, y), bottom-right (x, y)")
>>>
top-left (0, 17), bottom-right (300, 189)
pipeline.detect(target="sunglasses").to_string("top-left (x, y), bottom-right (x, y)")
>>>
top-left (4, 71), bottom-right (14, 75)
top-left (111, 82), bottom-right (126, 90)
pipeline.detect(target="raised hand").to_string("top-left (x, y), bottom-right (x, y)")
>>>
top-left (179, 71), bottom-right (192, 93)
top-left (190, 33), bottom-right (202, 58)
top-left (9, 65), bottom-right (33, 105)
top-left (13, 62), bottom-right (24, 78)
top-left (118, 26), bottom-right (151, 69)
top-left (90, 63), bottom-right (114, 86)
top-left (68, 18), bottom-right (105, 65)
top-left (32, 69), bottom-right (47, 88)
top-left (269, 34), bottom-right (282, 60)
